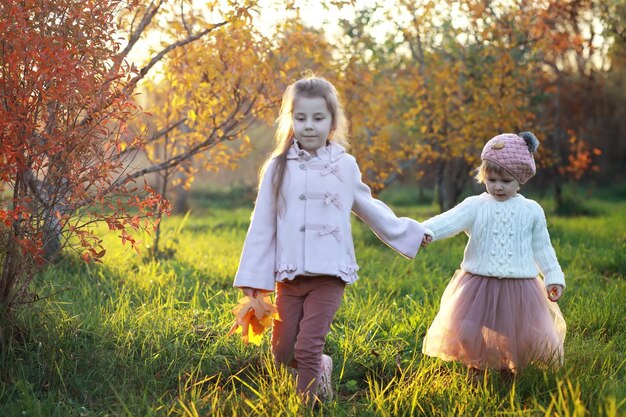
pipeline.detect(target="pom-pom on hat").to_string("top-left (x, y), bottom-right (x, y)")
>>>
top-left (481, 132), bottom-right (539, 184)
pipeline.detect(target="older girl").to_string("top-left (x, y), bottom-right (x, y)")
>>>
top-left (234, 74), bottom-right (426, 403)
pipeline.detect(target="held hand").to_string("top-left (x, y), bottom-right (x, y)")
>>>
top-left (547, 284), bottom-right (564, 302)
top-left (421, 234), bottom-right (433, 247)
top-left (240, 286), bottom-right (261, 298)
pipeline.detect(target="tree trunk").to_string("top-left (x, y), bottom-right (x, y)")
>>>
top-left (446, 157), bottom-right (469, 210)
top-left (554, 170), bottom-right (563, 213)
top-left (42, 210), bottom-right (62, 262)
top-left (435, 158), bottom-right (469, 213)
top-left (24, 170), bottom-right (64, 262)
top-left (552, 71), bottom-right (565, 214)
top-left (1, 175), bottom-right (22, 312)
top-left (0, 243), bottom-right (18, 311)
top-left (173, 169), bottom-right (190, 215)
top-left (0, 242), bottom-right (18, 356)
top-left (152, 169), bottom-right (170, 258)
top-left (436, 161), bottom-right (446, 212)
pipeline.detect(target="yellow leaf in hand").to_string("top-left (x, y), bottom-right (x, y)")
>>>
top-left (227, 294), bottom-right (280, 345)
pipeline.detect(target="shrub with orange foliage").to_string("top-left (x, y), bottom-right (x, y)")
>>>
top-left (0, 0), bottom-right (169, 309)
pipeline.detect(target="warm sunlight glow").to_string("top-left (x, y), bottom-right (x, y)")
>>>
top-left (126, 0), bottom-right (477, 69)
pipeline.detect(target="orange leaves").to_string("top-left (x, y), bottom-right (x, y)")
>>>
top-left (0, 211), bottom-right (10, 228)
top-left (119, 229), bottom-right (143, 255)
top-left (227, 294), bottom-right (280, 346)
top-left (81, 247), bottom-right (107, 263)
top-left (558, 132), bottom-right (602, 180)
top-left (0, 0), bottom-right (168, 266)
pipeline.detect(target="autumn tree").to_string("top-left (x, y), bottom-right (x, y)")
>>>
top-left (0, 0), bottom-right (259, 313)
top-left (334, 6), bottom-right (420, 193)
top-left (527, 0), bottom-right (610, 209)
top-left (376, 0), bottom-right (536, 211)
top-left (0, 0), bottom-right (164, 313)
top-left (600, 1), bottom-right (626, 177)
top-left (232, 0), bottom-right (612, 214)
top-left (328, 1), bottom-right (611, 212)
top-left (139, 19), bottom-right (279, 256)
top-left (265, 19), bottom-right (338, 97)
top-left (133, 3), bottom-right (376, 258)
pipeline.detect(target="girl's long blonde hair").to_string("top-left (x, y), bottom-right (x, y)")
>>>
top-left (260, 74), bottom-right (350, 211)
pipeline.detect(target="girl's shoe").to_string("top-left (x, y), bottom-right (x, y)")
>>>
top-left (468, 367), bottom-right (484, 387)
top-left (317, 354), bottom-right (334, 402)
top-left (499, 368), bottom-right (516, 386)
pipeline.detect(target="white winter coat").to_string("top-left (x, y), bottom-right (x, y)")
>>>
top-left (234, 142), bottom-right (425, 291)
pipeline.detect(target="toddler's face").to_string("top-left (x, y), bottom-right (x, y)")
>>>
top-left (485, 170), bottom-right (519, 202)
top-left (292, 96), bottom-right (332, 156)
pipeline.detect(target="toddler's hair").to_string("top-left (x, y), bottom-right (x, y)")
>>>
top-left (474, 159), bottom-right (512, 184)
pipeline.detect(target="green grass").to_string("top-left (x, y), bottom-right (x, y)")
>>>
top-left (0, 191), bottom-right (624, 416)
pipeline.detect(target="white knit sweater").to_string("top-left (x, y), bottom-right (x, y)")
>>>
top-left (423, 193), bottom-right (565, 288)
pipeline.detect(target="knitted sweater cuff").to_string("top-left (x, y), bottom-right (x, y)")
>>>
top-left (543, 273), bottom-right (566, 289)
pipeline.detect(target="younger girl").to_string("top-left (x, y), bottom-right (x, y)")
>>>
top-left (421, 132), bottom-right (566, 376)
top-left (234, 74), bottom-right (426, 403)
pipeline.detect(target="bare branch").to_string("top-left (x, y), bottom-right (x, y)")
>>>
top-left (114, 117), bottom-right (189, 161)
top-left (130, 20), bottom-right (230, 89)
top-left (101, 99), bottom-right (259, 198)
top-left (180, 1), bottom-right (193, 35)
top-left (80, 17), bottom-right (232, 128)
top-left (117, 0), bottom-right (165, 61)
top-left (145, 117), bottom-right (188, 146)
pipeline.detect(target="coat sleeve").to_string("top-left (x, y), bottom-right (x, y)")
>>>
top-left (422, 196), bottom-right (477, 241)
top-left (351, 159), bottom-right (425, 259)
top-left (233, 161), bottom-right (277, 291)
top-left (531, 203), bottom-right (566, 288)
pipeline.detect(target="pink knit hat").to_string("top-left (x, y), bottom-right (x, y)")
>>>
top-left (481, 132), bottom-right (539, 184)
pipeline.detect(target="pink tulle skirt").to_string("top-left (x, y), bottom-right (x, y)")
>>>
top-left (422, 270), bottom-right (566, 372)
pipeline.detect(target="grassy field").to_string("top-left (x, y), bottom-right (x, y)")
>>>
top-left (0, 187), bottom-right (624, 416)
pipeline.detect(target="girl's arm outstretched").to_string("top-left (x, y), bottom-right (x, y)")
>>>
top-left (351, 159), bottom-right (425, 258)
top-left (422, 196), bottom-right (478, 242)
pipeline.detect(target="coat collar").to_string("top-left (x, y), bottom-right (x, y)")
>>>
top-left (286, 140), bottom-right (346, 162)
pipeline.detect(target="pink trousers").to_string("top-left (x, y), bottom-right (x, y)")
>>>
top-left (271, 275), bottom-right (345, 398)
